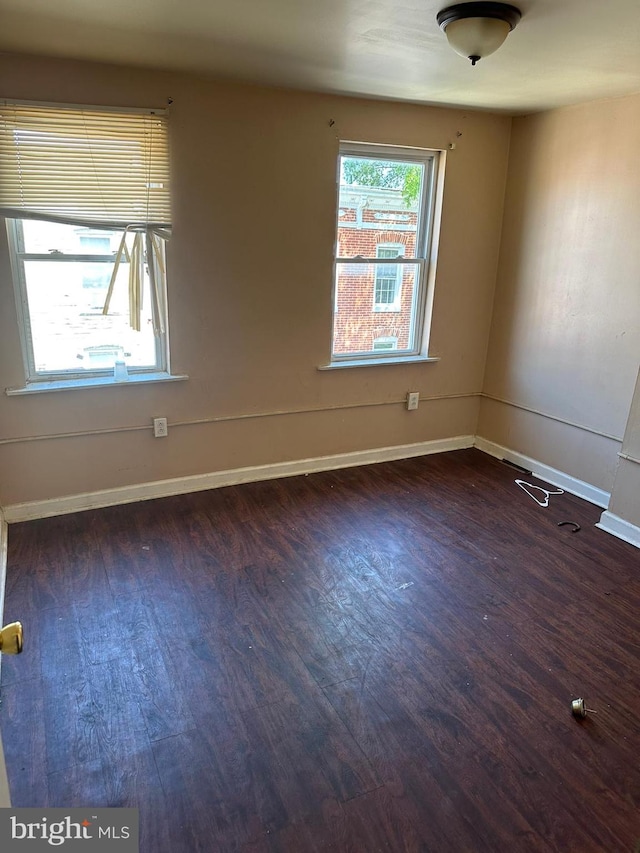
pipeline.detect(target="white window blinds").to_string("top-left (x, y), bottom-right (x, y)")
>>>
top-left (0, 101), bottom-right (170, 228)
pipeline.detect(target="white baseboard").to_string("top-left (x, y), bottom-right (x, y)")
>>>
top-left (474, 436), bottom-right (611, 509)
top-left (596, 511), bottom-right (640, 550)
top-left (3, 435), bottom-right (475, 523)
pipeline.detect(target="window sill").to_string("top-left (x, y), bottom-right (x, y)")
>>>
top-left (5, 372), bottom-right (188, 396)
top-left (318, 355), bottom-right (440, 370)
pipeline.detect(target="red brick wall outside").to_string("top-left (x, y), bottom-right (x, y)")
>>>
top-left (333, 193), bottom-right (419, 355)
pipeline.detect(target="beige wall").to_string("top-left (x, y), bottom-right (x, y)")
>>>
top-left (479, 94), bottom-right (640, 494)
top-left (0, 53), bottom-right (511, 507)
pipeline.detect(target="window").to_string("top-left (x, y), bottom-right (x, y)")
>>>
top-left (373, 336), bottom-right (398, 351)
top-left (0, 100), bottom-right (171, 386)
top-left (374, 244), bottom-right (404, 312)
top-left (331, 143), bottom-right (441, 364)
top-left (8, 220), bottom-right (162, 377)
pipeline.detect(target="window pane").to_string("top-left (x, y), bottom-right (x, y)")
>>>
top-left (374, 273), bottom-right (398, 306)
top-left (373, 337), bottom-right (398, 351)
top-left (21, 220), bottom-right (119, 255)
top-left (337, 156), bottom-right (423, 260)
top-left (333, 261), bottom-right (420, 357)
top-left (23, 260), bottom-right (157, 373)
top-left (374, 244), bottom-right (404, 310)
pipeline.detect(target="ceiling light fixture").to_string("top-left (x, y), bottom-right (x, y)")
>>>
top-left (437, 2), bottom-right (521, 66)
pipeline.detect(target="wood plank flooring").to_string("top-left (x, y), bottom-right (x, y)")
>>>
top-left (1, 448), bottom-right (640, 851)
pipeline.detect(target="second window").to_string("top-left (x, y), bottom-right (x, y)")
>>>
top-left (332, 143), bottom-right (441, 363)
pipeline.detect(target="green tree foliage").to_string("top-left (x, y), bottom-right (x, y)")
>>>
top-left (342, 158), bottom-right (421, 207)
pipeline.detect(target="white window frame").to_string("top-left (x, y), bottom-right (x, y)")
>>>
top-left (330, 142), bottom-right (443, 367)
top-left (1, 99), bottom-right (178, 393)
top-left (7, 218), bottom-right (168, 384)
top-left (373, 244), bottom-right (404, 312)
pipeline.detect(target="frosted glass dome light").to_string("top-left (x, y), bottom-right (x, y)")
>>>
top-left (437, 2), bottom-right (522, 65)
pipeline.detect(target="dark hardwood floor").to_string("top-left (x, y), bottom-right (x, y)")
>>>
top-left (1, 448), bottom-right (639, 851)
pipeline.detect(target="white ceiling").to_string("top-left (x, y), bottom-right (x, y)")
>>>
top-left (1, 0), bottom-right (640, 113)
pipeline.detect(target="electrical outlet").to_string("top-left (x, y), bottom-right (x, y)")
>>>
top-left (153, 417), bottom-right (168, 438)
top-left (407, 392), bottom-right (419, 411)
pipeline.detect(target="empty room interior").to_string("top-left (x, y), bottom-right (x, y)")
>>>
top-left (0, 0), bottom-right (639, 849)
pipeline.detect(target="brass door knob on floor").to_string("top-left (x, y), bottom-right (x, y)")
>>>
top-left (0, 622), bottom-right (23, 655)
